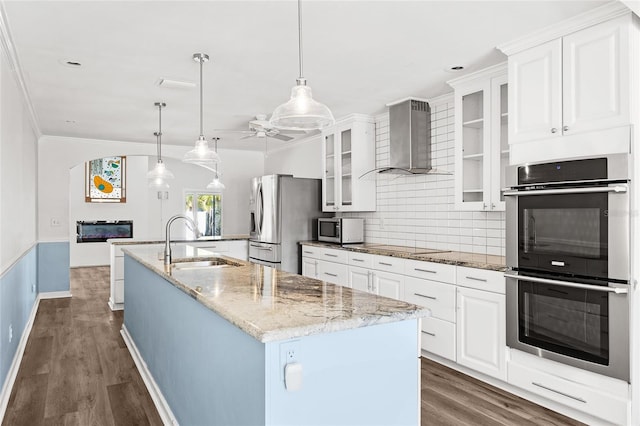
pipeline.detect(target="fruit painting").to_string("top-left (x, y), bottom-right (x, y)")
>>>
top-left (85, 156), bottom-right (126, 203)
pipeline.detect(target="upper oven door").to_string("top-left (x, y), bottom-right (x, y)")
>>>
top-left (506, 183), bottom-right (629, 282)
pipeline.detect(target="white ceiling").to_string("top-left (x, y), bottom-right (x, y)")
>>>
top-left (2, 0), bottom-right (608, 151)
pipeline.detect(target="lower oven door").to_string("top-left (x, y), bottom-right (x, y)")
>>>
top-left (505, 272), bottom-right (629, 382)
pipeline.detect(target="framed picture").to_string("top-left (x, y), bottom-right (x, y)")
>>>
top-left (85, 156), bottom-right (126, 203)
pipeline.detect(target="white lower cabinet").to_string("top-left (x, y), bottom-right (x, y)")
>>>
top-left (508, 358), bottom-right (629, 426)
top-left (456, 286), bottom-right (506, 381)
top-left (370, 270), bottom-right (403, 299)
top-left (317, 260), bottom-right (349, 287)
top-left (349, 266), bottom-right (371, 292)
top-left (302, 257), bottom-right (319, 279)
top-left (421, 317), bottom-right (456, 361)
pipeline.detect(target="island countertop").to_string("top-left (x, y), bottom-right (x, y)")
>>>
top-left (123, 245), bottom-right (429, 343)
top-left (108, 234), bottom-right (249, 245)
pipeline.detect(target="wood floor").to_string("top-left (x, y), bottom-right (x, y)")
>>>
top-left (2, 266), bottom-right (584, 426)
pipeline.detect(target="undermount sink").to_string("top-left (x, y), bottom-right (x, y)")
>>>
top-left (171, 259), bottom-right (237, 270)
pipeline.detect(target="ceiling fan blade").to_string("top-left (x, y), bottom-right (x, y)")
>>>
top-left (240, 134), bottom-right (256, 140)
top-left (272, 133), bottom-right (293, 141)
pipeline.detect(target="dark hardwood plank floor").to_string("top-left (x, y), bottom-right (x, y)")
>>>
top-left (2, 266), bottom-right (162, 426)
top-left (3, 266), bottom-right (584, 426)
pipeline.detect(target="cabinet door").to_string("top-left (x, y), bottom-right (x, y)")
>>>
top-left (322, 132), bottom-right (337, 211)
top-left (456, 287), bottom-right (506, 380)
top-left (489, 75), bottom-right (508, 212)
top-left (454, 81), bottom-right (491, 210)
top-left (509, 38), bottom-right (562, 144)
top-left (371, 270), bottom-right (403, 300)
top-left (349, 266), bottom-right (370, 293)
top-left (562, 16), bottom-right (629, 135)
top-left (302, 257), bottom-right (318, 279)
top-left (339, 126), bottom-right (353, 209)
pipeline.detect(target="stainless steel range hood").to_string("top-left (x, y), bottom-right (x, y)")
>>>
top-left (362, 97), bottom-right (450, 177)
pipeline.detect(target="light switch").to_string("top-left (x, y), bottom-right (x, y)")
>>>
top-left (284, 362), bottom-right (303, 391)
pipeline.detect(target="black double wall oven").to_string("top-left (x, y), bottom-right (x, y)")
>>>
top-left (503, 154), bottom-right (630, 382)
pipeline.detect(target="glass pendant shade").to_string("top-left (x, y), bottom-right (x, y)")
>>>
top-left (183, 136), bottom-right (220, 167)
top-left (270, 81), bottom-right (334, 130)
top-left (206, 176), bottom-right (226, 191)
top-left (147, 161), bottom-right (175, 181)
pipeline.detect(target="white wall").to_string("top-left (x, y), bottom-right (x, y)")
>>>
top-left (0, 47), bottom-right (37, 273)
top-left (39, 136), bottom-right (265, 266)
top-left (263, 135), bottom-right (324, 179)
top-left (69, 156), bottom-right (150, 267)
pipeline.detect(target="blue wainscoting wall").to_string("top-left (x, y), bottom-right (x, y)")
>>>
top-left (0, 246), bottom-right (38, 390)
top-left (37, 242), bottom-right (70, 293)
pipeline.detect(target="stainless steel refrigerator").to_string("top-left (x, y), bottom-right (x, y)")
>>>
top-left (249, 174), bottom-right (326, 273)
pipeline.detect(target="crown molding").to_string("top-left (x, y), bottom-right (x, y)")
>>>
top-left (446, 62), bottom-right (507, 88)
top-left (498, 1), bottom-right (630, 56)
top-left (427, 92), bottom-right (454, 107)
top-left (0, 1), bottom-right (41, 138)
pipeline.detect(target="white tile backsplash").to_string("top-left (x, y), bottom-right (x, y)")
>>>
top-left (345, 99), bottom-right (506, 256)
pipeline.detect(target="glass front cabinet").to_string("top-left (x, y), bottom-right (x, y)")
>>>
top-left (449, 63), bottom-right (508, 212)
top-left (322, 114), bottom-right (376, 212)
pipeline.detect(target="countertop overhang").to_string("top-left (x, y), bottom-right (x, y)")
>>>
top-left (123, 245), bottom-right (428, 343)
top-left (108, 234), bottom-right (249, 245)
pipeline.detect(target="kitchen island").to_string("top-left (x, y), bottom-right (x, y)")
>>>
top-left (122, 245), bottom-right (427, 426)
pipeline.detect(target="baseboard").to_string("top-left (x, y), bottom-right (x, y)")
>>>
top-left (121, 325), bottom-right (178, 426)
top-left (0, 296), bottom-right (40, 422)
top-left (38, 291), bottom-right (72, 299)
top-left (107, 298), bottom-right (123, 311)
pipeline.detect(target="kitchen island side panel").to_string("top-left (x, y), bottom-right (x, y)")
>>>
top-left (265, 319), bottom-right (421, 426)
top-left (123, 256), bottom-right (266, 426)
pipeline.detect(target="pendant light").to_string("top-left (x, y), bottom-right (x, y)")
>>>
top-left (270, 0), bottom-right (334, 131)
top-left (183, 53), bottom-right (220, 167)
top-left (147, 102), bottom-right (174, 189)
top-left (206, 137), bottom-right (225, 191)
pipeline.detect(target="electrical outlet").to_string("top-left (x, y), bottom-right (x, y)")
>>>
top-left (8, 324), bottom-right (13, 343)
top-left (380, 217), bottom-right (385, 230)
top-left (31, 283), bottom-right (36, 293)
top-left (280, 340), bottom-right (300, 381)
top-left (50, 218), bottom-right (61, 227)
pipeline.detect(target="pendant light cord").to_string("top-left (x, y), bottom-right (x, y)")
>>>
top-left (297, 0), bottom-right (303, 79)
top-left (157, 103), bottom-right (162, 160)
top-left (199, 57), bottom-right (204, 137)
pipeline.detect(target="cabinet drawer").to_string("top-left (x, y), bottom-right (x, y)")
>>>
top-left (404, 259), bottom-right (456, 283)
top-left (508, 361), bottom-right (628, 426)
top-left (421, 317), bottom-right (456, 362)
top-left (302, 246), bottom-right (349, 264)
top-left (348, 251), bottom-right (374, 269)
top-left (301, 245), bottom-right (322, 259)
top-left (456, 266), bottom-right (505, 294)
top-left (371, 254), bottom-right (404, 273)
top-left (318, 261), bottom-right (349, 287)
top-left (404, 277), bottom-right (456, 322)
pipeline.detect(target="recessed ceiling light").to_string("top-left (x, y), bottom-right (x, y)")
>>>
top-left (444, 65), bottom-right (465, 73)
top-left (158, 79), bottom-right (196, 89)
top-left (65, 120), bottom-right (76, 124)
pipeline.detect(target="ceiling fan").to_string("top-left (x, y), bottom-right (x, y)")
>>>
top-left (240, 114), bottom-right (307, 141)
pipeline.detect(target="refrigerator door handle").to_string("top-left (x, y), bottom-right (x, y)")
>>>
top-left (257, 182), bottom-right (264, 235)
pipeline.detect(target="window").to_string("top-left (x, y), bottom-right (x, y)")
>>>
top-left (184, 191), bottom-right (222, 238)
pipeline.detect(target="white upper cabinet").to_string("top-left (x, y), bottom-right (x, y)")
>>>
top-left (322, 114), bottom-right (376, 212)
top-left (449, 63), bottom-right (508, 211)
top-left (508, 14), bottom-right (630, 146)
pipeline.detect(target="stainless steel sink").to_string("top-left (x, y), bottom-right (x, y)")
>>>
top-left (171, 259), bottom-right (236, 270)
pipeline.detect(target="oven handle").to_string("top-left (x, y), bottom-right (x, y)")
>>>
top-left (502, 185), bottom-right (627, 197)
top-left (504, 273), bottom-right (628, 294)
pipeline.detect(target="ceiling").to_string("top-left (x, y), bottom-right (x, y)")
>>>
top-left (2, 0), bottom-right (608, 151)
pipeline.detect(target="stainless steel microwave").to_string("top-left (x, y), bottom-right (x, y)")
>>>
top-left (317, 218), bottom-right (364, 244)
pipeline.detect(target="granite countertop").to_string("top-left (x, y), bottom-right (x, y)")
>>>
top-left (299, 241), bottom-right (507, 272)
top-left (108, 234), bottom-right (249, 245)
top-left (123, 245), bottom-right (429, 343)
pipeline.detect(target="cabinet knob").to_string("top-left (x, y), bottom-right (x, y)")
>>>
top-left (563, 125), bottom-right (569, 132)
top-left (483, 203), bottom-right (487, 210)
top-left (551, 128), bottom-right (557, 133)
top-left (491, 203), bottom-right (496, 210)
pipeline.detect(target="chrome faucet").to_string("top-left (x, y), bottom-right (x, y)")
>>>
top-left (164, 214), bottom-right (202, 266)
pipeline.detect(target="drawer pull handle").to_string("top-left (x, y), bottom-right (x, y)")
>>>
top-left (414, 292), bottom-right (436, 300)
top-left (415, 268), bottom-right (437, 274)
top-left (421, 331), bottom-right (436, 337)
top-left (325, 254), bottom-right (338, 258)
top-left (531, 382), bottom-right (586, 403)
top-left (303, 251), bottom-right (314, 254)
top-left (352, 258), bottom-right (365, 262)
top-left (466, 276), bottom-right (487, 282)
top-left (324, 272), bottom-right (338, 277)
top-left (379, 262), bottom-right (393, 266)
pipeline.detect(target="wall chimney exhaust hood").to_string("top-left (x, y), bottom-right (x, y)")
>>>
top-left (361, 97), bottom-right (450, 177)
